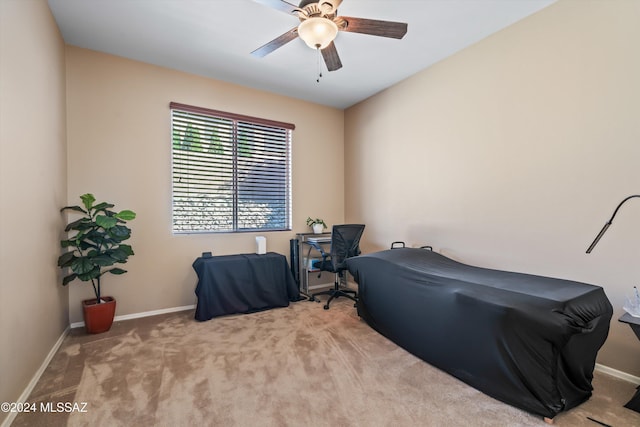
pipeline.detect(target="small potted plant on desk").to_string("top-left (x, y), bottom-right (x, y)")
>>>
top-left (57, 193), bottom-right (136, 334)
top-left (306, 217), bottom-right (327, 234)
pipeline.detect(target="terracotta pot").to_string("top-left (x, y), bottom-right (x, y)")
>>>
top-left (82, 296), bottom-right (116, 334)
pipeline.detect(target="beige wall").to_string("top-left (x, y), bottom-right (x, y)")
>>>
top-left (2, 0), bottom-right (637, 411)
top-left (0, 0), bottom-right (69, 419)
top-left (65, 47), bottom-right (345, 323)
top-left (345, 0), bottom-right (640, 376)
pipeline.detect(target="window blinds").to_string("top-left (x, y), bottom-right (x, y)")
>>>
top-left (170, 103), bottom-right (293, 233)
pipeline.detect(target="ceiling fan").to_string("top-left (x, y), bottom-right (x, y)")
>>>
top-left (251, 0), bottom-right (408, 72)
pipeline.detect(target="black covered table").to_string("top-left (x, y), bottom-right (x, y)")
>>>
top-left (347, 248), bottom-right (613, 419)
top-left (193, 252), bottom-right (300, 321)
top-left (619, 313), bottom-right (640, 413)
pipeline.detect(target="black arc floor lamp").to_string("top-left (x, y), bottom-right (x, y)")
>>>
top-left (586, 194), bottom-right (640, 253)
top-left (586, 194), bottom-right (640, 413)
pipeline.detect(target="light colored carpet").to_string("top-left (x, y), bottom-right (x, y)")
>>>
top-left (13, 297), bottom-right (640, 426)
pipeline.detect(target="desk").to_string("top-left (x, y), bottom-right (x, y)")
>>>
top-left (193, 252), bottom-right (300, 321)
top-left (296, 233), bottom-right (334, 295)
top-left (619, 313), bottom-right (640, 412)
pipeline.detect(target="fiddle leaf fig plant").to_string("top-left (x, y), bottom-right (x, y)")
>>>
top-left (57, 193), bottom-right (136, 303)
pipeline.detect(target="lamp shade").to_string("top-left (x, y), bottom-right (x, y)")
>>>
top-left (298, 17), bottom-right (338, 49)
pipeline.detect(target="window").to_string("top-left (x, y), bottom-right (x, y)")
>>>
top-left (170, 102), bottom-right (294, 233)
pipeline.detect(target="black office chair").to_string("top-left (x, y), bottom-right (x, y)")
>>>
top-left (308, 224), bottom-right (365, 310)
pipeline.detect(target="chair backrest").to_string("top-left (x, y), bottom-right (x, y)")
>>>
top-left (329, 224), bottom-right (365, 271)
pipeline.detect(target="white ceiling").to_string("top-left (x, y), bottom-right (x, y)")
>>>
top-left (47, 0), bottom-right (556, 109)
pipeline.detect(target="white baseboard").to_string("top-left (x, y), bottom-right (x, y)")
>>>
top-left (1, 326), bottom-right (70, 427)
top-left (2, 305), bottom-right (196, 426)
top-left (595, 363), bottom-right (640, 385)
top-left (69, 304), bottom-right (196, 329)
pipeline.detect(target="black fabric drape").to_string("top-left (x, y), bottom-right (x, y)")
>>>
top-left (193, 252), bottom-right (300, 321)
top-left (347, 248), bottom-right (613, 419)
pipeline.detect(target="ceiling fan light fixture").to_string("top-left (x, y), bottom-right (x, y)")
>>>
top-left (298, 17), bottom-right (338, 50)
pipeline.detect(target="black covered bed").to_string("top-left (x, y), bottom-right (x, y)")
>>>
top-left (346, 247), bottom-right (613, 420)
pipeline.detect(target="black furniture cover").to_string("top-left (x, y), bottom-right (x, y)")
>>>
top-left (193, 252), bottom-right (300, 321)
top-left (346, 248), bottom-right (613, 419)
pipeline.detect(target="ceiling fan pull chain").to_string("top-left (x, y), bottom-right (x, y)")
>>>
top-left (316, 46), bottom-right (323, 83)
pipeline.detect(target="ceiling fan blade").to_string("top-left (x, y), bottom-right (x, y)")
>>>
top-left (251, 27), bottom-right (299, 58)
top-left (321, 41), bottom-right (342, 72)
top-left (252, 0), bottom-right (300, 15)
top-left (339, 16), bottom-right (408, 39)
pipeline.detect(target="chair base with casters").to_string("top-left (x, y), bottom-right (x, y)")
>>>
top-left (309, 272), bottom-right (357, 310)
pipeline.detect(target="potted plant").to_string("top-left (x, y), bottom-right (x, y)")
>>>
top-left (306, 217), bottom-right (327, 234)
top-left (57, 193), bottom-right (136, 334)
